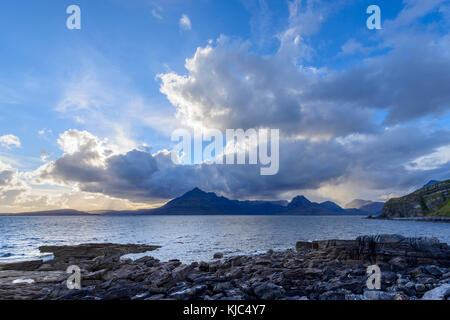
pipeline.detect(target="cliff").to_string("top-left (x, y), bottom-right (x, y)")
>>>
top-left (381, 180), bottom-right (450, 218)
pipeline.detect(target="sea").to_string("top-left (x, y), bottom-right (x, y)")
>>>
top-left (0, 215), bottom-right (448, 264)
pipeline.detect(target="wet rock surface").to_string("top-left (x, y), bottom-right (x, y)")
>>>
top-left (0, 235), bottom-right (449, 300)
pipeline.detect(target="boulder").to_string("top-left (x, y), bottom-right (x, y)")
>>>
top-left (421, 284), bottom-right (450, 300)
top-left (253, 282), bottom-right (285, 300)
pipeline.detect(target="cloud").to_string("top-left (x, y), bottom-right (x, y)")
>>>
top-left (0, 160), bottom-right (28, 208)
top-left (158, 36), bottom-right (377, 140)
top-left (152, 8), bottom-right (163, 20)
top-left (0, 134), bottom-right (21, 149)
top-left (35, 126), bottom-right (450, 205)
top-left (307, 35), bottom-right (450, 124)
top-left (338, 39), bottom-right (370, 56)
top-left (53, 56), bottom-right (158, 153)
top-left (385, 0), bottom-right (446, 30)
top-left (179, 14), bottom-right (192, 30)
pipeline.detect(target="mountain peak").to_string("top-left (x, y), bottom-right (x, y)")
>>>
top-left (188, 187), bottom-right (205, 194)
top-left (182, 187), bottom-right (211, 198)
top-left (423, 180), bottom-right (440, 187)
top-left (288, 195), bottom-right (312, 209)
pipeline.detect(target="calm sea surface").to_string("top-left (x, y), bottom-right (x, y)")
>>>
top-left (0, 216), bottom-right (449, 263)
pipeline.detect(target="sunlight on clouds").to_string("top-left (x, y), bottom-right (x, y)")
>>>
top-left (406, 145), bottom-right (450, 171)
top-left (179, 14), bottom-right (191, 30)
top-left (0, 134), bottom-right (21, 149)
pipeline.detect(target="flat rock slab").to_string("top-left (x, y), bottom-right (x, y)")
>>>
top-left (39, 243), bottom-right (161, 260)
top-left (0, 270), bottom-right (64, 300)
top-left (0, 243), bottom-right (161, 272)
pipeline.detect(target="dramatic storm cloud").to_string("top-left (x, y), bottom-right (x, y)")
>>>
top-left (37, 125), bottom-right (450, 204)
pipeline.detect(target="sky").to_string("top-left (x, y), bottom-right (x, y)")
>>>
top-left (0, 0), bottom-right (449, 213)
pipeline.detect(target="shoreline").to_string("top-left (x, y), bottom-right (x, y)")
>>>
top-left (1, 234), bottom-right (449, 300)
top-left (370, 216), bottom-right (450, 223)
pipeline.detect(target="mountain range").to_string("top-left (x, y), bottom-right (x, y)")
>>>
top-left (2, 188), bottom-right (382, 216)
top-left (343, 199), bottom-right (384, 215)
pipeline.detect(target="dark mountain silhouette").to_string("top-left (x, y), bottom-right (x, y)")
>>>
top-left (0, 209), bottom-right (91, 216)
top-left (6, 188), bottom-right (370, 216)
top-left (423, 180), bottom-right (440, 187)
top-left (344, 199), bottom-right (384, 215)
top-left (149, 188), bottom-right (365, 216)
top-left (150, 187), bottom-right (283, 215)
top-left (286, 196), bottom-right (346, 215)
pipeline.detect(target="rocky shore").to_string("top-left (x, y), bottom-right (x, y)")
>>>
top-left (372, 216), bottom-right (450, 223)
top-left (1, 235), bottom-right (449, 300)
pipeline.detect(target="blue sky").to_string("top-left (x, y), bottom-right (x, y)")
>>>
top-left (0, 0), bottom-right (449, 212)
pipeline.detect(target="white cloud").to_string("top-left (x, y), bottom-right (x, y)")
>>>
top-left (406, 145), bottom-right (450, 171)
top-left (158, 36), bottom-right (376, 139)
top-left (338, 39), bottom-right (370, 56)
top-left (179, 14), bottom-right (192, 30)
top-left (0, 134), bottom-right (21, 149)
top-left (152, 8), bottom-right (163, 20)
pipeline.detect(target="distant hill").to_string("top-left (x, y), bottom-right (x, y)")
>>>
top-left (150, 188), bottom-right (367, 216)
top-left (5, 188), bottom-right (371, 216)
top-left (2, 209), bottom-right (92, 216)
top-left (381, 179), bottom-right (450, 218)
top-left (150, 188), bottom-right (283, 215)
top-left (344, 199), bottom-right (384, 215)
top-left (286, 196), bottom-right (346, 215)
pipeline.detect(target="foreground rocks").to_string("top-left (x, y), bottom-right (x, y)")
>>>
top-left (0, 235), bottom-right (449, 300)
top-left (0, 243), bottom-right (160, 272)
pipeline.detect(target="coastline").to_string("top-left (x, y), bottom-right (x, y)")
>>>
top-left (370, 216), bottom-right (450, 223)
top-left (1, 234), bottom-right (449, 300)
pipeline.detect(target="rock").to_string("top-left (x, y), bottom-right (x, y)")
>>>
top-left (37, 264), bottom-right (54, 271)
top-left (102, 286), bottom-right (136, 300)
top-left (213, 252), bottom-right (224, 259)
top-left (345, 294), bottom-right (364, 300)
top-left (415, 283), bottom-right (427, 293)
top-left (2, 235), bottom-right (448, 301)
top-left (172, 265), bottom-right (195, 282)
top-left (325, 279), bottom-right (362, 292)
top-left (199, 261), bottom-right (209, 272)
top-left (425, 265), bottom-right (443, 277)
top-left (401, 282), bottom-right (416, 296)
top-left (149, 269), bottom-right (172, 287)
top-left (213, 282), bottom-right (234, 293)
top-left (0, 260), bottom-right (43, 271)
top-left (320, 290), bottom-right (347, 300)
top-left (89, 255), bottom-right (120, 272)
top-left (144, 294), bottom-right (166, 300)
top-left (363, 290), bottom-right (397, 300)
top-left (394, 293), bottom-right (409, 300)
top-left (304, 268), bottom-right (323, 276)
top-left (39, 243), bottom-right (160, 261)
top-left (421, 284), bottom-right (450, 300)
top-left (253, 282), bottom-right (285, 300)
top-left (170, 285), bottom-right (207, 300)
top-left (135, 256), bottom-right (160, 267)
top-left (388, 257), bottom-right (407, 271)
top-left (84, 269), bottom-right (108, 281)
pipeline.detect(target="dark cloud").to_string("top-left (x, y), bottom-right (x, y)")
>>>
top-left (39, 125), bottom-right (450, 203)
top-left (307, 38), bottom-right (450, 124)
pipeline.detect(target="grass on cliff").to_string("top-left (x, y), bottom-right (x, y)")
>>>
top-left (426, 199), bottom-right (450, 217)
